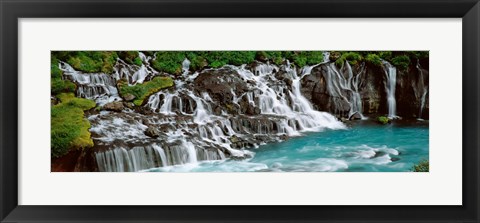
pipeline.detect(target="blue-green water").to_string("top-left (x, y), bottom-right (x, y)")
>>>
top-left (149, 122), bottom-right (429, 172)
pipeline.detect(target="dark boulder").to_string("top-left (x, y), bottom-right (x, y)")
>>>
top-left (123, 93), bottom-right (136, 102)
top-left (103, 101), bottom-right (124, 112)
top-left (349, 112), bottom-right (362, 120)
top-left (144, 126), bottom-right (160, 138)
top-left (194, 67), bottom-right (249, 115)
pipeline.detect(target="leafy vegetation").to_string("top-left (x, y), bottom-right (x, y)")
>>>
top-left (290, 51), bottom-right (324, 67)
top-left (151, 52), bottom-right (186, 75)
top-left (185, 52), bottom-right (208, 71)
top-left (330, 51), bottom-right (428, 70)
top-left (335, 52), bottom-right (363, 67)
top-left (259, 51), bottom-right (284, 65)
top-left (150, 51), bottom-right (326, 74)
top-left (51, 57), bottom-right (76, 95)
top-left (118, 76), bottom-right (174, 106)
top-left (391, 55), bottom-right (411, 70)
top-left (51, 93), bottom-right (96, 158)
top-left (377, 116), bottom-right (390, 125)
top-left (378, 51), bottom-right (393, 60)
top-left (365, 53), bottom-right (382, 66)
top-left (53, 51), bottom-right (119, 73)
top-left (119, 51), bottom-right (143, 66)
top-left (201, 51), bottom-right (256, 68)
top-left (412, 159), bottom-right (429, 172)
top-left (52, 50), bottom-right (428, 78)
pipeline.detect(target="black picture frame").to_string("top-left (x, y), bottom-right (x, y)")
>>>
top-left (1, 0), bottom-right (479, 222)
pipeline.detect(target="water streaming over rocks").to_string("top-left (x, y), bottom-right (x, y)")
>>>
top-left (56, 52), bottom-right (429, 172)
top-left (67, 56), bottom-right (346, 171)
top-left (60, 52), bottom-right (157, 106)
top-left (299, 60), bottom-right (366, 119)
top-left (414, 60), bottom-right (429, 120)
top-left (381, 60), bottom-right (398, 119)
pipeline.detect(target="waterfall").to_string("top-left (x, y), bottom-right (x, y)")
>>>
top-left (415, 60), bottom-right (428, 120)
top-left (59, 52), bottom-right (159, 105)
top-left (381, 60), bottom-right (398, 119)
top-left (233, 62), bottom-right (345, 132)
top-left (322, 61), bottom-right (366, 119)
top-left (61, 55), bottom-right (346, 172)
top-left (60, 62), bottom-right (121, 106)
top-left (114, 52), bottom-right (158, 85)
top-left (182, 58), bottom-right (191, 74)
top-left (323, 51), bottom-right (330, 63)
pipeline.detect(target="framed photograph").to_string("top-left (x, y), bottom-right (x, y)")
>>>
top-left (1, 0), bottom-right (479, 222)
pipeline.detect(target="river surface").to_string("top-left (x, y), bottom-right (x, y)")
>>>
top-left (146, 120), bottom-right (429, 172)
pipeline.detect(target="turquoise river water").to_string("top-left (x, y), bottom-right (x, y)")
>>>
top-left (147, 121), bottom-right (429, 172)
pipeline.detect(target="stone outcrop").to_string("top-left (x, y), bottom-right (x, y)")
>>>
top-left (300, 60), bottom-right (429, 119)
top-left (103, 101), bottom-right (124, 112)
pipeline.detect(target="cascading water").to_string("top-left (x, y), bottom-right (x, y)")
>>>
top-left (60, 52), bottom-right (159, 105)
top-left (321, 61), bottom-right (366, 119)
top-left (381, 60), bottom-right (398, 119)
top-left (60, 62), bottom-right (121, 106)
top-left (62, 55), bottom-right (345, 172)
top-left (414, 59), bottom-right (429, 120)
top-left (232, 62), bottom-right (345, 132)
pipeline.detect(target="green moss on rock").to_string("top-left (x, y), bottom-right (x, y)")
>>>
top-left (377, 116), bottom-right (390, 125)
top-left (53, 51), bottom-right (119, 73)
top-left (51, 57), bottom-right (76, 95)
top-left (51, 93), bottom-right (96, 158)
top-left (119, 76), bottom-right (174, 106)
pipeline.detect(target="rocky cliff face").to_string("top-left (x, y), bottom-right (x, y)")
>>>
top-left (300, 59), bottom-right (429, 119)
top-left (396, 58), bottom-right (429, 119)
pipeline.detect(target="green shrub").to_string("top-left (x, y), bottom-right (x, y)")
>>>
top-left (365, 54), bottom-right (382, 66)
top-left (391, 55), bottom-right (411, 70)
top-left (378, 51), bottom-right (393, 60)
top-left (199, 51), bottom-right (256, 68)
top-left (119, 76), bottom-right (174, 106)
top-left (293, 53), bottom-right (308, 67)
top-left (53, 51), bottom-right (119, 73)
top-left (377, 116), bottom-right (389, 125)
top-left (305, 51), bottom-right (324, 65)
top-left (186, 52), bottom-right (207, 71)
top-left (335, 52), bottom-right (363, 67)
top-left (151, 52), bottom-right (186, 74)
top-left (227, 51), bottom-right (256, 66)
top-left (51, 93), bottom-right (96, 158)
top-left (147, 51), bottom-right (326, 72)
top-left (412, 160), bottom-right (429, 172)
top-left (133, 57), bottom-right (143, 66)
